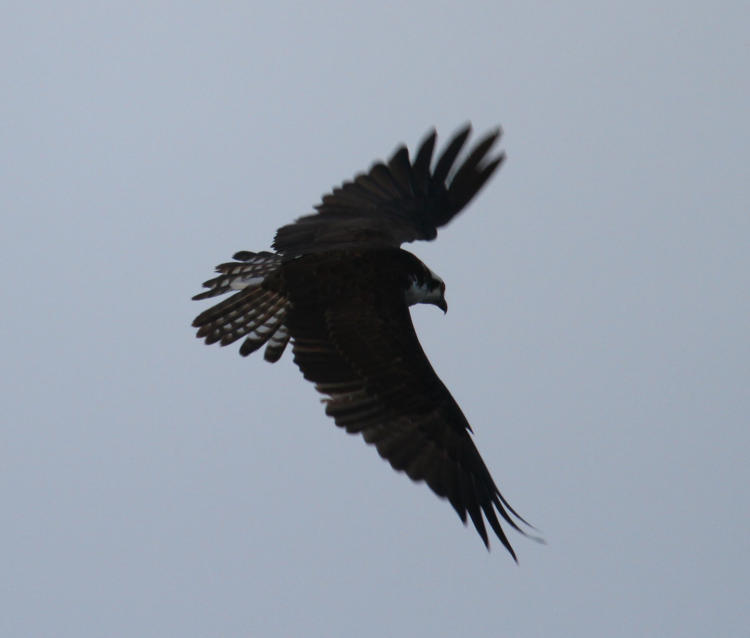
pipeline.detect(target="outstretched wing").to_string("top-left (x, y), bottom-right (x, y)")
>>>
top-left (272, 124), bottom-right (504, 256)
top-left (285, 263), bottom-right (530, 557)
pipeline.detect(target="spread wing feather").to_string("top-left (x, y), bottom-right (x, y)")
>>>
top-left (272, 124), bottom-right (504, 255)
top-left (287, 283), bottom-right (529, 557)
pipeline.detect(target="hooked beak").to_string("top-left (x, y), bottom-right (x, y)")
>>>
top-left (436, 297), bottom-right (448, 314)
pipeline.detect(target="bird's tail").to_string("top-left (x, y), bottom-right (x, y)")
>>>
top-left (192, 251), bottom-right (290, 362)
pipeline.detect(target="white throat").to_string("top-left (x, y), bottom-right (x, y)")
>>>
top-left (404, 269), bottom-right (444, 307)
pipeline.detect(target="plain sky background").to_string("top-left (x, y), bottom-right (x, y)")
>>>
top-left (3, 2), bottom-right (748, 637)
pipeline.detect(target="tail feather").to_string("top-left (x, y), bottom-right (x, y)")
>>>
top-left (264, 324), bottom-right (290, 362)
top-left (237, 300), bottom-right (287, 356)
top-left (192, 251), bottom-right (290, 362)
top-left (193, 251), bottom-right (281, 300)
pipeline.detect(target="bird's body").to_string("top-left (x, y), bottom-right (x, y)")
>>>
top-left (193, 125), bottom-right (533, 559)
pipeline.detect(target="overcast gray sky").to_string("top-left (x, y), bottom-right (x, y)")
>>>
top-left (3, 2), bottom-right (749, 637)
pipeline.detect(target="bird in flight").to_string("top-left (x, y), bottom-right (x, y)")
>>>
top-left (192, 124), bottom-right (534, 559)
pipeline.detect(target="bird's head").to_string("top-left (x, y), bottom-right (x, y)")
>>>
top-left (405, 264), bottom-right (448, 313)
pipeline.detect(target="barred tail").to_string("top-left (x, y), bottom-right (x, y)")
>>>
top-left (192, 250), bottom-right (281, 300)
top-left (192, 251), bottom-right (291, 362)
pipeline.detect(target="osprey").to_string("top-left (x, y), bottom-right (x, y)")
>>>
top-left (192, 125), bottom-right (534, 559)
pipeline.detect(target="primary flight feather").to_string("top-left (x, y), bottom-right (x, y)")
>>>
top-left (192, 124), bottom-right (533, 559)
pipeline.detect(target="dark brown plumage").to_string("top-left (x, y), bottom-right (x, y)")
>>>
top-left (192, 125), bottom-right (534, 558)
